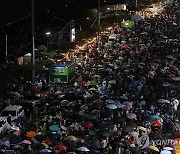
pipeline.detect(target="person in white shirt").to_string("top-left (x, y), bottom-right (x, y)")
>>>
top-left (171, 98), bottom-right (179, 111)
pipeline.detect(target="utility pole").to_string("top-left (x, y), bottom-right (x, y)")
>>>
top-left (31, 0), bottom-right (35, 83)
top-left (98, 0), bottom-right (101, 51)
top-left (98, 0), bottom-right (101, 28)
top-left (135, 0), bottom-right (138, 9)
top-left (5, 34), bottom-right (8, 64)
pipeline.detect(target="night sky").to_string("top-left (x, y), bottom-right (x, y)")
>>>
top-left (0, 0), bottom-right (75, 26)
top-left (0, 0), bottom-right (121, 26)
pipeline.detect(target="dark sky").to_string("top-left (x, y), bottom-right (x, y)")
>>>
top-left (0, 0), bottom-right (121, 27)
top-left (0, 0), bottom-right (73, 26)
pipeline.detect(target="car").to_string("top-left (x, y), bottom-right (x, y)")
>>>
top-left (0, 105), bottom-right (25, 121)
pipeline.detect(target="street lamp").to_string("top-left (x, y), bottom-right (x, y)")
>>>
top-left (5, 34), bottom-right (8, 64)
top-left (45, 32), bottom-right (51, 48)
top-left (46, 32), bottom-right (51, 35)
top-left (31, 0), bottom-right (35, 83)
top-left (136, 0), bottom-right (138, 8)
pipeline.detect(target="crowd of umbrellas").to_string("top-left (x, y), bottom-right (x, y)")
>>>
top-left (1, 1), bottom-right (180, 154)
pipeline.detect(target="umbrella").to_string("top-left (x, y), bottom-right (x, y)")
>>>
top-left (108, 80), bottom-right (116, 84)
top-left (49, 125), bottom-right (60, 131)
top-left (148, 145), bottom-right (159, 152)
top-left (166, 55), bottom-right (173, 59)
top-left (124, 20), bottom-right (134, 29)
top-left (124, 104), bottom-right (132, 110)
top-left (83, 129), bottom-right (96, 136)
top-left (54, 145), bottom-right (67, 151)
top-left (91, 143), bottom-right (101, 150)
top-left (151, 121), bottom-right (163, 127)
top-left (91, 110), bottom-right (100, 115)
top-left (93, 75), bottom-right (100, 78)
top-left (26, 131), bottom-right (37, 138)
top-left (60, 126), bottom-right (67, 131)
top-left (77, 147), bottom-right (90, 152)
top-left (31, 138), bottom-right (40, 144)
top-left (160, 150), bottom-right (171, 154)
top-left (40, 149), bottom-right (52, 153)
top-left (83, 121), bottom-right (93, 128)
top-left (98, 129), bottom-right (113, 137)
top-left (117, 104), bottom-right (126, 109)
top-left (125, 127), bottom-right (134, 133)
top-left (22, 140), bottom-right (32, 145)
top-left (13, 130), bottom-right (21, 136)
top-left (43, 140), bottom-right (53, 146)
top-left (86, 114), bottom-right (97, 120)
top-left (11, 92), bottom-right (21, 97)
top-left (41, 143), bottom-right (49, 149)
top-left (66, 136), bottom-right (77, 141)
top-left (94, 99), bottom-right (103, 104)
top-left (151, 115), bottom-right (163, 123)
top-left (162, 82), bottom-right (171, 87)
top-left (149, 132), bottom-right (162, 140)
top-left (61, 100), bottom-right (69, 105)
top-left (106, 104), bottom-right (117, 109)
top-left (163, 147), bottom-right (173, 151)
top-left (127, 121), bottom-right (137, 128)
top-left (131, 14), bottom-right (144, 21)
top-left (106, 99), bottom-right (114, 104)
top-left (171, 77), bottom-right (180, 81)
top-left (8, 134), bottom-right (22, 144)
top-left (88, 87), bottom-right (97, 91)
top-left (3, 141), bottom-right (10, 148)
top-left (127, 113), bottom-right (136, 119)
top-left (12, 145), bottom-right (23, 150)
top-left (102, 120), bottom-right (114, 129)
top-left (158, 99), bottom-right (170, 104)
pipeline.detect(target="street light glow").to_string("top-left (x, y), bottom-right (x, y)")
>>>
top-left (46, 32), bottom-right (51, 35)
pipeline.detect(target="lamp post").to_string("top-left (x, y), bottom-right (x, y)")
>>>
top-left (45, 32), bottom-right (51, 49)
top-left (31, 0), bottom-right (35, 83)
top-left (136, 0), bottom-right (138, 8)
top-left (98, 0), bottom-right (101, 51)
top-left (5, 34), bottom-right (8, 64)
top-left (75, 17), bottom-right (90, 31)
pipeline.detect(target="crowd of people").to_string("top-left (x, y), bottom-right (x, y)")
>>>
top-left (0, 1), bottom-right (179, 154)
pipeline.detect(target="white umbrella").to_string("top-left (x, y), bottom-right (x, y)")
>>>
top-left (11, 92), bottom-right (21, 97)
top-left (158, 99), bottom-right (170, 104)
top-left (163, 147), bottom-right (173, 151)
top-left (61, 100), bottom-right (69, 104)
top-left (60, 126), bottom-right (67, 131)
top-left (131, 14), bottom-right (144, 21)
top-left (77, 147), bottom-right (90, 152)
top-left (160, 150), bottom-right (171, 154)
top-left (162, 82), bottom-right (171, 87)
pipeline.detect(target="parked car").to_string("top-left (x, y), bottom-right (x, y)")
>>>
top-left (0, 105), bottom-right (25, 121)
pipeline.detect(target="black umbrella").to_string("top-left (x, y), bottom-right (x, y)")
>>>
top-left (97, 129), bottom-right (113, 137)
top-left (102, 120), bottom-right (114, 129)
top-left (8, 134), bottom-right (22, 144)
top-left (149, 132), bottom-right (162, 140)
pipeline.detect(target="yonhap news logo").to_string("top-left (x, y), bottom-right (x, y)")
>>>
top-left (138, 135), bottom-right (180, 149)
top-left (138, 135), bottom-right (149, 149)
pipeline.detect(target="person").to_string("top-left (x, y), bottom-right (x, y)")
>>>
top-left (32, 105), bottom-right (38, 120)
top-left (7, 114), bottom-right (12, 125)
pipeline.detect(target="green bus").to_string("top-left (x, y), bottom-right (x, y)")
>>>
top-left (49, 62), bottom-right (75, 83)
